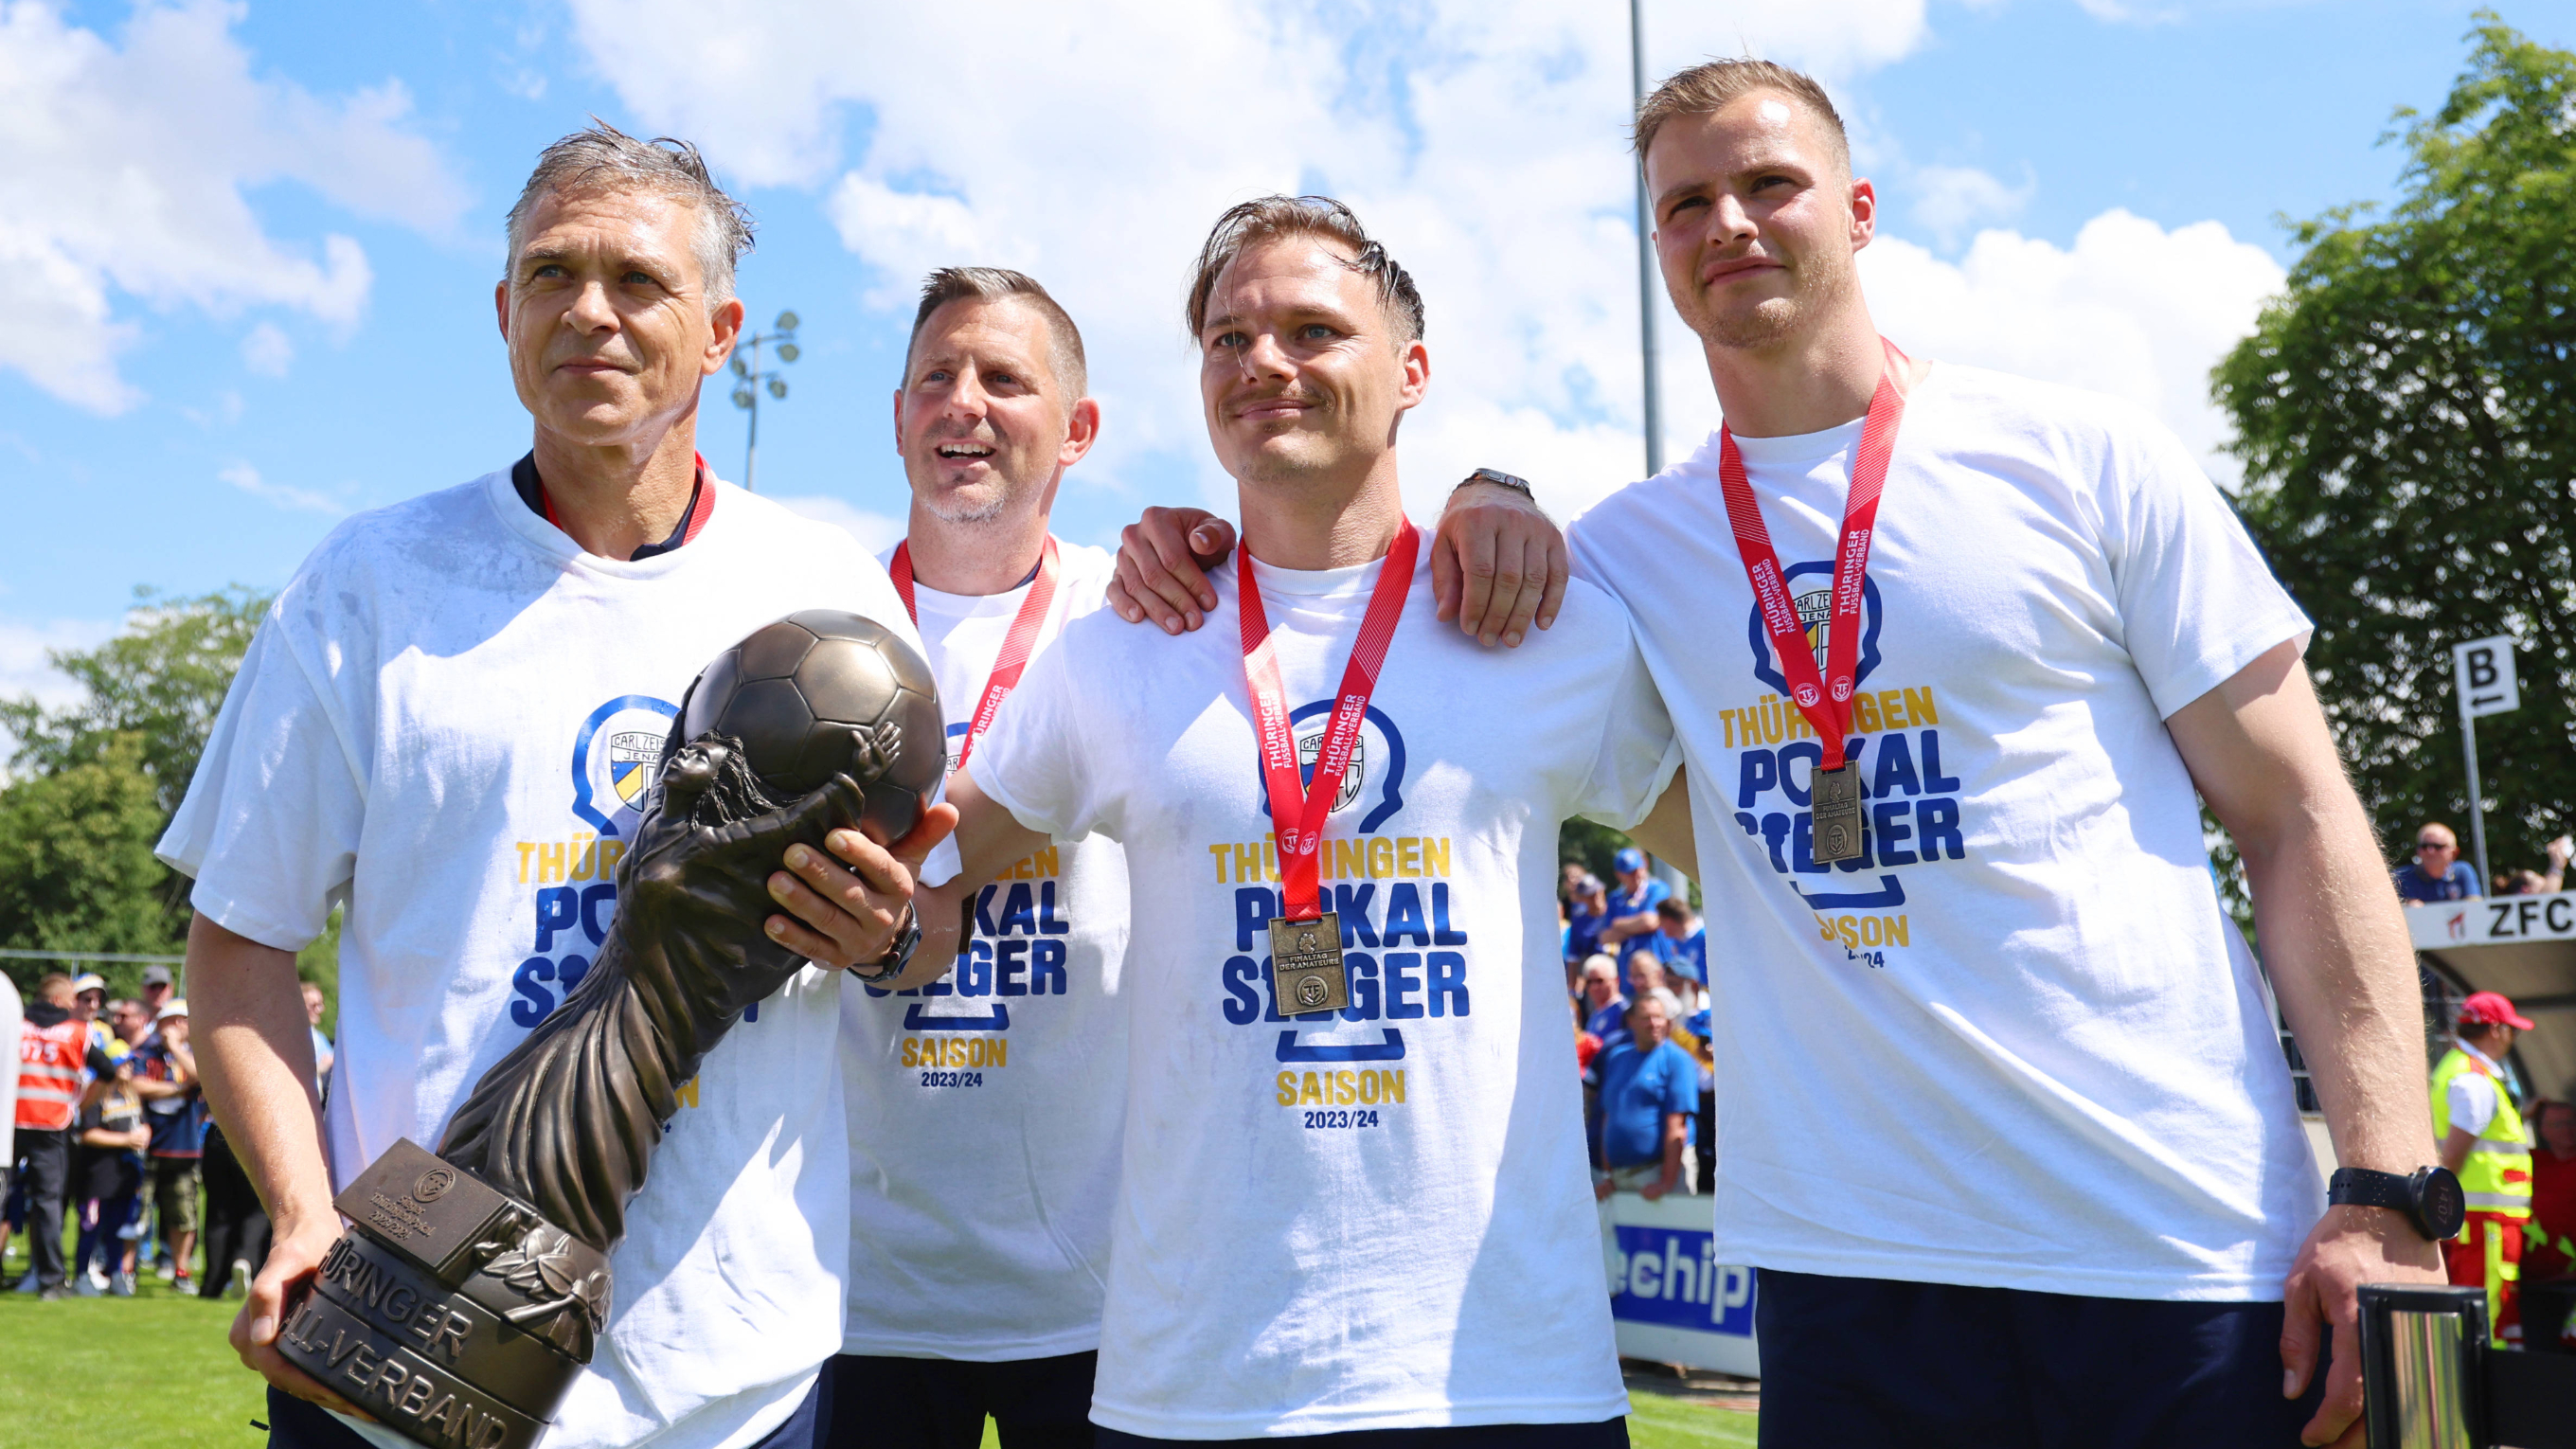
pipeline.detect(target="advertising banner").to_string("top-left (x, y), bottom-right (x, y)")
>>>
top-left (1600, 1191), bottom-right (1760, 1377)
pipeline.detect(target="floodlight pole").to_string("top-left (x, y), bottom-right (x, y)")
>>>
top-left (742, 332), bottom-right (764, 492)
top-left (1630, 0), bottom-right (1690, 905)
top-left (1630, 0), bottom-right (1664, 480)
top-left (2462, 709), bottom-right (2490, 892)
top-left (729, 311), bottom-right (803, 492)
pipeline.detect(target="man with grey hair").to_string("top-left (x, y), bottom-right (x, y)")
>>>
top-left (165, 122), bottom-right (939, 1449)
top-left (819, 264), bottom-right (1127, 1449)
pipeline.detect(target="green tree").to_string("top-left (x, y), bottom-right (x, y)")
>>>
top-left (0, 587), bottom-right (274, 991)
top-left (0, 584), bottom-right (268, 815)
top-left (0, 733), bottom-right (176, 991)
top-left (2216, 15), bottom-right (2576, 881)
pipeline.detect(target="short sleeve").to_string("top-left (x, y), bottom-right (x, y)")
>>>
top-left (2101, 417), bottom-right (2313, 719)
top-left (1662, 1052), bottom-right (1697, 1116)
top-left (2447, 1074), bottom-right (2499, 1138)
top-left (155, 615), bottom-right (366, 953)
top-left (1574, 601), bottom-right (1682, 830)
top-left (960, 626), bottom-right (1106, 844)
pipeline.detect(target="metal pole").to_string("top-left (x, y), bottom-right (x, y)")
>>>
top-left (1629, 0), bottom-right (1664, 479)
top-left (742, 334), bottom-right (761, 492)
top-left (2462, 709), bottom-right (2490, 892)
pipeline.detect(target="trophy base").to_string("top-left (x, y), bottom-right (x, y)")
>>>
top-left (277, 1140), bottom-right (609, 1449)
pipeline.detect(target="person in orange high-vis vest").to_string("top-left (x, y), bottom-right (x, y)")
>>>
top-left (2432, 992), bottom-right (2538, 1347)
top-left (9, 975), bottom-right (86, 1298)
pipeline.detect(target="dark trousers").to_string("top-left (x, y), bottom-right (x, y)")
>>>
top-left (199, 1127), bottom-right (272, 1296)
top-left (268, 1367), bottom-right (829, 1447)
top-left (1754, 1269), bottom-right (2331, 1449)
top-left (10, 1129), bottom-right (70, 1289)
top-left (826, 1351), bottom-right (1100, 1449)
top-left (1097, 1422), bottom-right (1627, 1449)
top-left (76, 1185), bottom-right (139, 1278)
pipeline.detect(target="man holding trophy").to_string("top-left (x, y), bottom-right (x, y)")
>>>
top-left (161, 125), bottom-right (948, 1449)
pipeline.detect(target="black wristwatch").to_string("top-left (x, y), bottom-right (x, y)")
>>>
top-left (2328, 1165), bottom-right (2466, 1242)
top-left (847, 903), bottom-right (920, 985)
top-left (1458, 467), bottom-right (1534, 500)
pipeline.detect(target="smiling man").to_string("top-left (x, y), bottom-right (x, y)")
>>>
top-left (890, 196), bottom-right (1679, 1448)
top-left (821, 267), bottom-right (1129, 1449)
top-left (1555, 61), bottom-right (2444, 1449)
top-left (161, 124), bottom-right (931, 1449)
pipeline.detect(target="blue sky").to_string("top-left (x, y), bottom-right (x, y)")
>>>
top-left (4, 0), bottom-right (2567, 708)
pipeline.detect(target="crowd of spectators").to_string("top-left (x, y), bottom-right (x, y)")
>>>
top-left (6, 967), bottom-right (323, 1300)
top-left (1562, 852), bottom-right (1717, 1204)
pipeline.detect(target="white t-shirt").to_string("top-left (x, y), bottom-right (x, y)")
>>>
top-left (969, 542), bottom-right (1680, 1438)
top-left (838, 541), bottom-right (1130, 1360)
top-left (1568, 363), bottom-right (2323, 1302)
top-left (159, 468), bottom-right (921, 1449)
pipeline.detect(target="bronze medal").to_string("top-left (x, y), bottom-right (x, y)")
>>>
top-left (1268, 911), bottom-right (1349, 1014)
top-left (1812, 763), bottom-right (1863, 864)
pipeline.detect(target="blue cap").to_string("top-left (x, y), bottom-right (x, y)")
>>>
top-left (1613, 847), bottom-right (1646, 873)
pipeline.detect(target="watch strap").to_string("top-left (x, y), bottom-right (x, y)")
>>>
top-left (2328, 1166), bottom-right (2412, 1213)
top-left (1458, 467), bottom-right (1533, 499)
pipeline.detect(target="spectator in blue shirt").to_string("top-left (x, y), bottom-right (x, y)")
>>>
top-left (2394, 822), bottom-right (2482, 904)
top-left (1577, 955), bottom-right (1628, 1044)
top-left (1645, 897), bottom-right (1707, 986)
top-left (1564, 873), bottom-right (1610, 975)
top-left (1591, 996), bottom-right (1698, 1201)
top-left (1596, 848), bottom-right (1672, 983)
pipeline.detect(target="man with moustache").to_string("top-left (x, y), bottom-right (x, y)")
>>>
top-left (820, 267), bottom-right (1128, 1449)
top-left (162, 124), bottom-right (933, 1449)
top-left (1107, 62), bottom-right (2446, 1449)
top-left (874, 197), bottom-right (1678, 1445)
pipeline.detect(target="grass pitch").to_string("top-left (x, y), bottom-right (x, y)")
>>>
top-left (0, 1242), bottom-right (1758, 1448)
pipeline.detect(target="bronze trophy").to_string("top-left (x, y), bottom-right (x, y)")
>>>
top-left (277, 612), bottom-right (943, 1449)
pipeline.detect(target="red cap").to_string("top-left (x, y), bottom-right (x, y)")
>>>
top-left (2459, 992), bottom-right (2535, 1031)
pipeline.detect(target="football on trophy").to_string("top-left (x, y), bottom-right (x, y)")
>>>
top-left (681, 610), bottom-right (944, 842)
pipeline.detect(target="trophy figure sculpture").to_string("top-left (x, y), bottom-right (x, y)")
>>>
top-left (277, 612), bottom-right (943, 1449)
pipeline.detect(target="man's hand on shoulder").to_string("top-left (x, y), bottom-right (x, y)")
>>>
top-left (1100, 474), bottom-right (1570, 648)
top-left (1433, 474), bottom-right (1565, 648)
top-left (1107, 508), bottom-right (1235, 635)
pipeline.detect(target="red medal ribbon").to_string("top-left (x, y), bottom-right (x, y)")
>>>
top-left (1240, 521), bottom-right (1420, 925)
top-left (1715, 338), bottom-right (1913, 773)
top-left (891, 534), bottom-right (1061, 770)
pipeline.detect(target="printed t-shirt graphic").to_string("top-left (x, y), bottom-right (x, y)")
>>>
top-left (1566, 363), bottom-right (2323, 1301)
top-left (157, 471), bottom-right (920, 1449)
top-left (969, 545), bottom-right (1680, 1438)
top-left (840, 539), bottom-right (1131, 1360)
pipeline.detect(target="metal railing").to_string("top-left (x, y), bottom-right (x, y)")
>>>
top-left (2358, 1284), bottom-right (2576, 1448)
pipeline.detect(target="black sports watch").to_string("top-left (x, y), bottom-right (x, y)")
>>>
top-left (2327, 1165), bottom-right (2466, 1242)
top-left (1457, 467), bottom-right (1534, 500)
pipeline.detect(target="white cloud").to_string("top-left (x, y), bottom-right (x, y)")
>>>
top-left (220, 460), bottom-right (344, 515)
top-left (1909, 163), bottom-right (2032, 250)
top-left (1856, 210), bottom-right (2286, 477)
top-left (772, 494), bottom-right (906, 555)
top-left (569, 1), bottom-right (2271, 528)
top-left (0, 0), bottom-right (469, 414)
top-left (0, 616), bottom-right (116, 713)
top-left (240, 321), bottom-right (293, 378)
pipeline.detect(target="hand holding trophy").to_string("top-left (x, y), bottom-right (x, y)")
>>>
top-left (277, 612), bottom-right (942, 1449)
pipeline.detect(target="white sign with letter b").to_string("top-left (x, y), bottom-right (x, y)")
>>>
top-left (2454, 635), bottom-right (2519, 720)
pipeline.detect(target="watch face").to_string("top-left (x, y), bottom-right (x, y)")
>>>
top-left (2417, 1166), bottom-right (2467, 1241)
